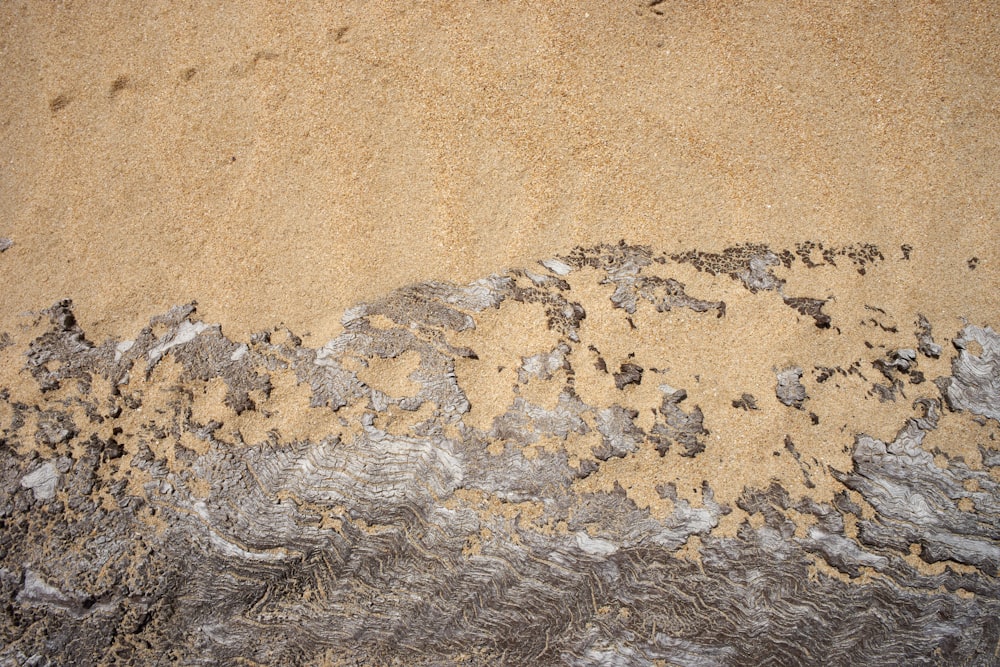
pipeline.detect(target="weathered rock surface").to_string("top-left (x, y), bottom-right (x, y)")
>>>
top-left (0, 242), bottom-right (997, 666)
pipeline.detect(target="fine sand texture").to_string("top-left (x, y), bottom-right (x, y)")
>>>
top-left (0, 1), bottom-right (997, 341)
top-left (1, 2), bottom-right (998, 665)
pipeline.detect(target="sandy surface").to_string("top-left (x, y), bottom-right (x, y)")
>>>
top-left (1, 1), bottom-right (997, 341)
top-left (1, 2), bottom-right (998, 516)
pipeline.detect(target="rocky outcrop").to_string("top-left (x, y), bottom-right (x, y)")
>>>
top-left (1, 242), bottom-right (996, 666)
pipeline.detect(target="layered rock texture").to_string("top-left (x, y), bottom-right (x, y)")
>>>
top-left (1, 243), bottom-right (998, 665)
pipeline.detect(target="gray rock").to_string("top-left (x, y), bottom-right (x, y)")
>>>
top-left (775, 366), bottom-right (807, 408)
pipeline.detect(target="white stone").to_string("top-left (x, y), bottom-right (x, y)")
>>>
top-left (575, 531), bottom-right (618, 556)
top-left (21, 462), bottom-right (58, 501)
top-left (540, 258), bottom-right (573, 276)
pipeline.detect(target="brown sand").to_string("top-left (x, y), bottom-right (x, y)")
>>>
top-left (1, 2), bottom-right (998, 528)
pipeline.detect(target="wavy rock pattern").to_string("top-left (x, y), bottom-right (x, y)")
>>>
top-left (938, 325), bottom-right (1000, 422)
top-left (0, 242), bottom-right (998, 666)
